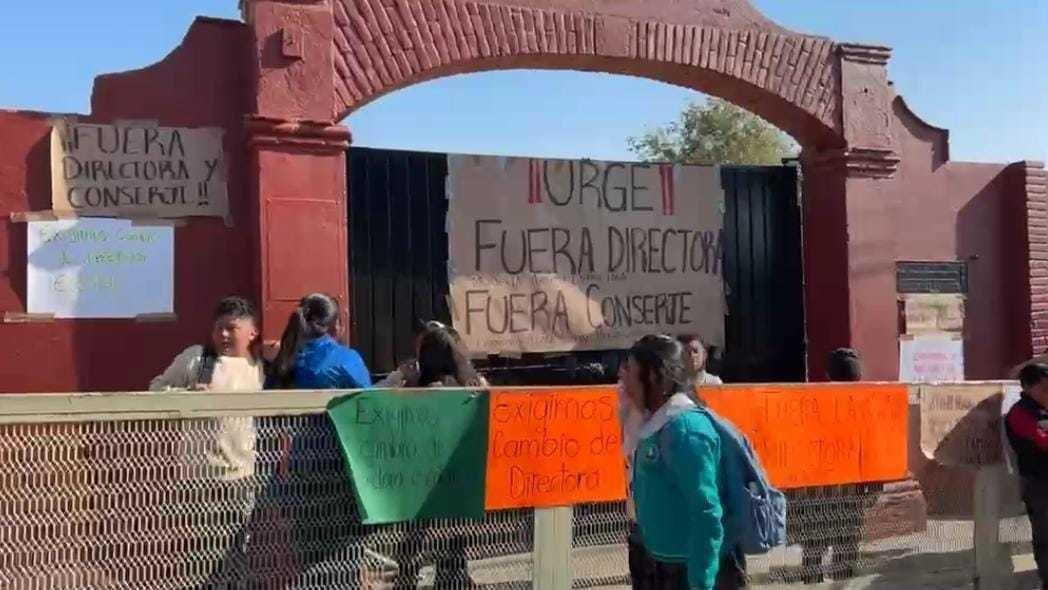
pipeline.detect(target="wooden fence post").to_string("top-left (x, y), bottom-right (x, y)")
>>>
top-left (533, 506), bottom-right (573, 590)
top-left (973, 464), bottom-right (1008, 589)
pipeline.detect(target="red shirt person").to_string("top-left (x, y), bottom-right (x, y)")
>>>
top-left (1006, 363), bottom-right (1048, 590)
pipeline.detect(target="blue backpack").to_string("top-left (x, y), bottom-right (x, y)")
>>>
top-left (662, 407), bottom-right (787, 555)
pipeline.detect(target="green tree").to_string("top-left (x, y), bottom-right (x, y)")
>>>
top-left (628, 98), bottom-right (797, 165)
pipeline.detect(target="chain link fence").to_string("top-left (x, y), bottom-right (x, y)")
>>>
top-left (0, 392), bottom-right (1038, 589)
top-left (0, 415), bottom-right (537, 590)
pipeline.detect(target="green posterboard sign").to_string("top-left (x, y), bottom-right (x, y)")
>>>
top-left (327, 389), bottom-right (489, 524)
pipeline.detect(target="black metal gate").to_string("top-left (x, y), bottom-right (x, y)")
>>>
top-left (348, 147), bottom-right (805, 384)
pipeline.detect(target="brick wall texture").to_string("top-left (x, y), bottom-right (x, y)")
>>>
top-left (331, 0), bottom-right (841, 134)
top-left (1024, 162), bottom-right (1048, 352)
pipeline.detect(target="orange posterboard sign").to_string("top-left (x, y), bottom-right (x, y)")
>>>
top-left (485, 387), bottom-right (627, 510)
top-left (705, 384), bottom-right (909, 489)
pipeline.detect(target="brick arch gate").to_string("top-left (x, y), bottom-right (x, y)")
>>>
top-left (328, 0), bottom-right (844, 150)
top-left (243, 0), bottom-right (910, 379)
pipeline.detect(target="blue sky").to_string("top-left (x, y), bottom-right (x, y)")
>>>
top-left (2, 1), bottom-right (1045, 164)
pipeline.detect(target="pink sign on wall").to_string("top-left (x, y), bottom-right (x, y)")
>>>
top-left (899, 336), bottom-right (965, 383)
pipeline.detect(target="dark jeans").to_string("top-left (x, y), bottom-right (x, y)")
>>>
top-left (220, 416), bottom-right (367, 588)
top-left (232, 417), bottom-right (470, 589)
top-left (1023, 478), bottom-right (1048, 588)
top-left (628, 524), bottom-right (747, 589)
top-left (198, 483), bottom-right (256, 589)
top-left (381, 524), bottom-right (472, 590)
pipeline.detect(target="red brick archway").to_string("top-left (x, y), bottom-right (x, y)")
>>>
top-left (243, 0), bottom-right (908, 379)
top-left (329, 0), bottom-right (845, 150)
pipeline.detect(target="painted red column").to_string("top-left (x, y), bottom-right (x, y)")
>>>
top-left (246, 120), bottom-right (351, 341)
top-left (803, 44), bottom-right (901, 381)
top-left (243, 0), bottom-right (353, 341)
top-left (800, 153), bottom-right (851, 381)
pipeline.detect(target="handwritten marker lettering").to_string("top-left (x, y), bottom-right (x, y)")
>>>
top-left (448, 156), bottom-right (726, 355)
top-left (485, 388), bottom-right (627, 510)
top-left (51, 121), bottom-right (227, 218)
top-left (198, 181), bottom-right (209, 207)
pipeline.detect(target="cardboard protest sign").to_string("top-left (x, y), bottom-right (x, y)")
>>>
top-left (903, 294), bottom-right (965, 335)
top-left (51, 120), bottom-right (228, 219)
top-left (447, 156), bottom-right (725, 355)
top-left (900, 337), bottom-right (965, 383)
top-left (485, 387), bottom-right (627, 510)
top-left (327, 389), bottom-right (488, 524)
top-left (919, 384), bottom-right (1003, 467)
top-left (704, 385), bottom-right (909, 489)
top-left (27, 218), bottom-right (174, 318)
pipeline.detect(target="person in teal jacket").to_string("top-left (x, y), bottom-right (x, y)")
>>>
top-left (623, 334), bottom-right (727, 590)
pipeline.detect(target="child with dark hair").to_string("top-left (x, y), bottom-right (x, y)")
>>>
top-left (371, 323), bottom-right (486, 588)
top-left (415, 327), bottom-right (486, 387)
top-left (827, 348), bottom-right (863, 382)
top-left (678, 334), bottom-right (724, 386)
top-left (623, 334), bottom-right (744, 589)
top-left (793, 347), bottom-right (869, 583)
top-left (268, 293), bottom-right (371, 389)
top-left (151, 296), bottom-right (264, 397)
top-left (149, 296), bottom-right (263, 586)
top-left (243, 294), bottom-right (374, 587)
top-left (377, 320), bottom-right (486, 389)
top-left (1006, 363), bottom-right (1048, 589)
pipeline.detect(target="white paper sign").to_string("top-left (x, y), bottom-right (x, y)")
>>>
top-left (899, 337), bottom-right (965, 383)
top-left (27, 218), bottom-right (174, 318)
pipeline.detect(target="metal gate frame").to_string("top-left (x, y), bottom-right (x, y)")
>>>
top-left (348, 148), bottom-right (806, 384)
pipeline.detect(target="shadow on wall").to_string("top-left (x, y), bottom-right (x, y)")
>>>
top-left (909, 395), bottom-right (1026, 519)
top-left (7, 133), bottom-right (51, 307)
top-left (956, 166), bottom-right (1027, 379)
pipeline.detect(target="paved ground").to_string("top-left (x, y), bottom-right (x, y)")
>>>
top-left (422, 518), bottom-right (1041, 590)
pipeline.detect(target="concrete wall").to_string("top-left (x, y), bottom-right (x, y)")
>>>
top-left (0, 19), bottom-right (254, 392)
top-left (827, 96), bottom-right (1029, 381)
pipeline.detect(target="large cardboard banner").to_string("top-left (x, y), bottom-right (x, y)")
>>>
top-left (447, 156), bottom-right (726, 355)
top-left (27, 218), bottom-right (174, 318)
top-left (705, 385), bottom-right (909, 489)
top-left (51, 120), bottom-right (229, 219)
top-left (327, 389), bottom-right (489, 524)
top-left (485, 387), bottom-right (627, 509)
top-left (919, 384), bottom-right (1003, 467)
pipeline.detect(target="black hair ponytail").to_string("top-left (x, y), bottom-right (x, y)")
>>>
top-left (627, 334), bottom-right (694, 412)
top-left (269, 293), bottom-right (340, 388)
top-left (414, 326), bottom-right (482, 387)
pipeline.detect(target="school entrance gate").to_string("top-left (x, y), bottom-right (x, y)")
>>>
top-left (348, 147), bottom-right (805, 383)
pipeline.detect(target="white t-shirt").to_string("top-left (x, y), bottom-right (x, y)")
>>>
top-left (150, 347), bottom-right (263, 481)
top-left (696, 371), bottom-right (724, 386)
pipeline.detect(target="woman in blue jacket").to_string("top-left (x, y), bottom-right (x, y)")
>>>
top-left (623, 334), bottom-right (729, 590)
top-left (268, 292), bottom-right (372, 389)
top-left (255, 292), bottom-right (372, 587)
